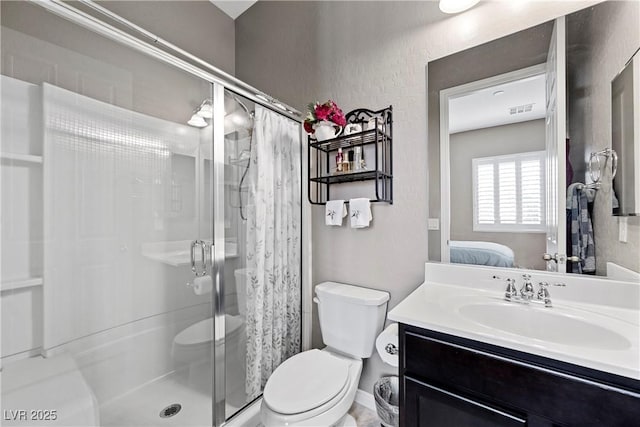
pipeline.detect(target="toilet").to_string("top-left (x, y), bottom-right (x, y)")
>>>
top-left (172, 269), bottom-right (249, 397)
top-left (260, 281), bottom-right (390, 427)
top-left (172, 314), bottom-right (246, 396)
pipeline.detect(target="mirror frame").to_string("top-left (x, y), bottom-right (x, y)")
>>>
top-left (611, 48), bottom-right (640, 216)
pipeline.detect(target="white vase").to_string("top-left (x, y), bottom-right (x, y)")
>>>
top-left (314, 121), bottom-right (342, 141)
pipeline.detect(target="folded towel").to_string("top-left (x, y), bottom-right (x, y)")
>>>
top-left (325, 200), bottom-right (347, 226)
top-left (349, 198), bottom-right (373, 228)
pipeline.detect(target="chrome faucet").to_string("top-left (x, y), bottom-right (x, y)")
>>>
top-left (503, 275), bottom-right (555, 308)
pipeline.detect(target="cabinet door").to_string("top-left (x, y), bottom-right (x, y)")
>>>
top-left (404, 377), bottom-right (526, 427)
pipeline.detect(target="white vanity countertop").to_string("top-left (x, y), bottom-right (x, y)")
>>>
top-left (389, 263), bottom-right (640, 381)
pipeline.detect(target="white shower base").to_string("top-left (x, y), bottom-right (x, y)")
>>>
top-left (100, 371), bottom-right (242, 426)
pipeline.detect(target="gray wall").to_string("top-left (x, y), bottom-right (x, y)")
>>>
top-left (96, 0), bottom-right (235, 75)
top-left (450, 120), bottom-right (546, 270)
top-left (566, 1), bottom-right (640, 275)
top-left (236, 0), bottom-right (601, 394)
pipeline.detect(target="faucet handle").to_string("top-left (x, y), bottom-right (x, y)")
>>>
top-left (519, 274), bottom-right (534, 299)
top-left (537, 282), bottom-right (552, 307)
top-left (536, 281), bottom-right (548, 298)
top-left (504, 278), bottom-right (518, 300)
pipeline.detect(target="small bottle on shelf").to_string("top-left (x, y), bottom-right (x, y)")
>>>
top-left (336, 148), bottom-right (343, 172)
top-left (342, 156), bottom-right (350, 173)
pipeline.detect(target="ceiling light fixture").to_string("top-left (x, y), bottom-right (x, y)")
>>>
top-left (187, 113), bottom-right (208, 128)
top-left (188, 98), bottom-right (213, 127)
top-left (439, 0), bottom-right (480, 14)
top-left (196, 100), bottom-right (213, 119)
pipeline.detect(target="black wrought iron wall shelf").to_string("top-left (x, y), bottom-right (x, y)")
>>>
top-left (308, 106), bottom-right (393, 205)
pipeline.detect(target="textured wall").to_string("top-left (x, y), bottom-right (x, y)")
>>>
top-left (96, 0), bottom-right (236, 75)
top-left (236, 0), bottom-right (604, 394)
top-left (567, 1), bottom-right (640, 275)
top-left (450, 120), bottom-right (547, 270)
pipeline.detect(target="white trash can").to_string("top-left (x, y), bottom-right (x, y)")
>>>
top-left (374, 375), bottom-right (399, 427)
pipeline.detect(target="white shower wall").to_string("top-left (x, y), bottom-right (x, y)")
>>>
top-left (1, 76), bottom-right (44, 360)
top-left (41, 82), bottom-right (205, 351)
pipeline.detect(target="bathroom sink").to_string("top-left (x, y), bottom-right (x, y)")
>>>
top-left (457, 302), bottom-right (632, 350)
top-left (389, 263), bottom-right (640, 380)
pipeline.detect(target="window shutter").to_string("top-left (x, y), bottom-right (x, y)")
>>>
top-left (476, 163), bottom-right (495, 224)
top-left (473, 151), bottom-right (545, 232)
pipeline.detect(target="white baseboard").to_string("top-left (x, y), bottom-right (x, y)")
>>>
top-left (355, 389), bottom-right (376, 411)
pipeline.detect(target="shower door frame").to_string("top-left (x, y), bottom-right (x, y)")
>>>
top-left (27, 1), bottom-right (306, 426)
top-left (211, 82), bottom-right (227, 427)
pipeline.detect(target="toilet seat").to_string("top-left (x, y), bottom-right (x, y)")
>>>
top-left (263, 349), bottom-right (350, 414)
top-left (174, 315), bottom-right (244, 346)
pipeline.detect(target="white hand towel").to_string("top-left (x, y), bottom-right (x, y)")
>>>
top-left (349, 198), bottom-right (373, 228)
top-left (325, 200), bottom-right (347, 226)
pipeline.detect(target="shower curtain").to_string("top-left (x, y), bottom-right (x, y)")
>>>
top-left (245, 105), bottom-right (301, 400)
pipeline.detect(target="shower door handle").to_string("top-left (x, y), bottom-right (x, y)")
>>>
top-left (190, 240), bottom-right (207, 276)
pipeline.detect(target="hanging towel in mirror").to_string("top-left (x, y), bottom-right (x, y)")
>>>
top-left (567, 183), bottom-right (595, 274)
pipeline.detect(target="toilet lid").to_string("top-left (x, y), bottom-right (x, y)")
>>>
top-left (263, 349), bottom-right (349, 415)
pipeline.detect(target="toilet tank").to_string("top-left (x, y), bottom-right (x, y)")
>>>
top-left (315, 282), bottom-right (390, 358)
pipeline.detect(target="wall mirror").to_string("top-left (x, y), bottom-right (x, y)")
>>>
top-left (612, 48), bottom-right (640, 216)
top-left (428, 1), bottom-right (640, 277)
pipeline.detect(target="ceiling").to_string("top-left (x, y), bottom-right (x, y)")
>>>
top-left (449, 73), bottom-right (546, 134)
top-left (210, 1), bottom-right (258, 20)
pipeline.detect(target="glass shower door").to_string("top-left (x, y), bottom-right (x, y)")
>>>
top-left (218, 89), bottom-right (255, 420)
top-left (1, 3), bottom-right (219, 426)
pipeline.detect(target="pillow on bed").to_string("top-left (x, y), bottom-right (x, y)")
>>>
top-left (450, 240), bottom-right (515, 267)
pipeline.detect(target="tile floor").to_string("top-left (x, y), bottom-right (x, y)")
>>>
top-left (349, 401), bottom-right (383, 427)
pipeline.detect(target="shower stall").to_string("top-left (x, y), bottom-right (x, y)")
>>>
top-left (0, 1), bottom-right (302, 426)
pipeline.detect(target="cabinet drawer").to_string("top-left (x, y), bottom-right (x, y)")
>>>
top-left (404, 376), bottom-right (526, 427)
top-left (404, 331), bottom-right (640, 426)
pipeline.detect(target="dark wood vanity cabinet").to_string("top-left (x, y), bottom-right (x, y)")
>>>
top-left (399, 324), bottom-right (640, 427)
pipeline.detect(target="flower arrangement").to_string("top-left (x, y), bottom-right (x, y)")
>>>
top-left (303, 100), bottom-right (347, 135)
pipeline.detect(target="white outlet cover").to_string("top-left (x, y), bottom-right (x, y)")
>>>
top-left (618, 217), bottom-right (628, 243)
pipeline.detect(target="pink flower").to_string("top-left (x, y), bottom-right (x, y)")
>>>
top-left (304, 100), bottom-right (347, 134)
top-left (314, 103), bottom-right (332, 121)
top-left (304, 121), bottom-right (314, 134)
top-left (330, 109), bottom-right (347, 126)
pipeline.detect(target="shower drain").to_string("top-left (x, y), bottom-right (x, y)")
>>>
top-left (159, 403), bottom-right (182, 418)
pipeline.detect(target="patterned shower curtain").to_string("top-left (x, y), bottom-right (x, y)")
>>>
top-left (245, 105), bottom-right (301, 400)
